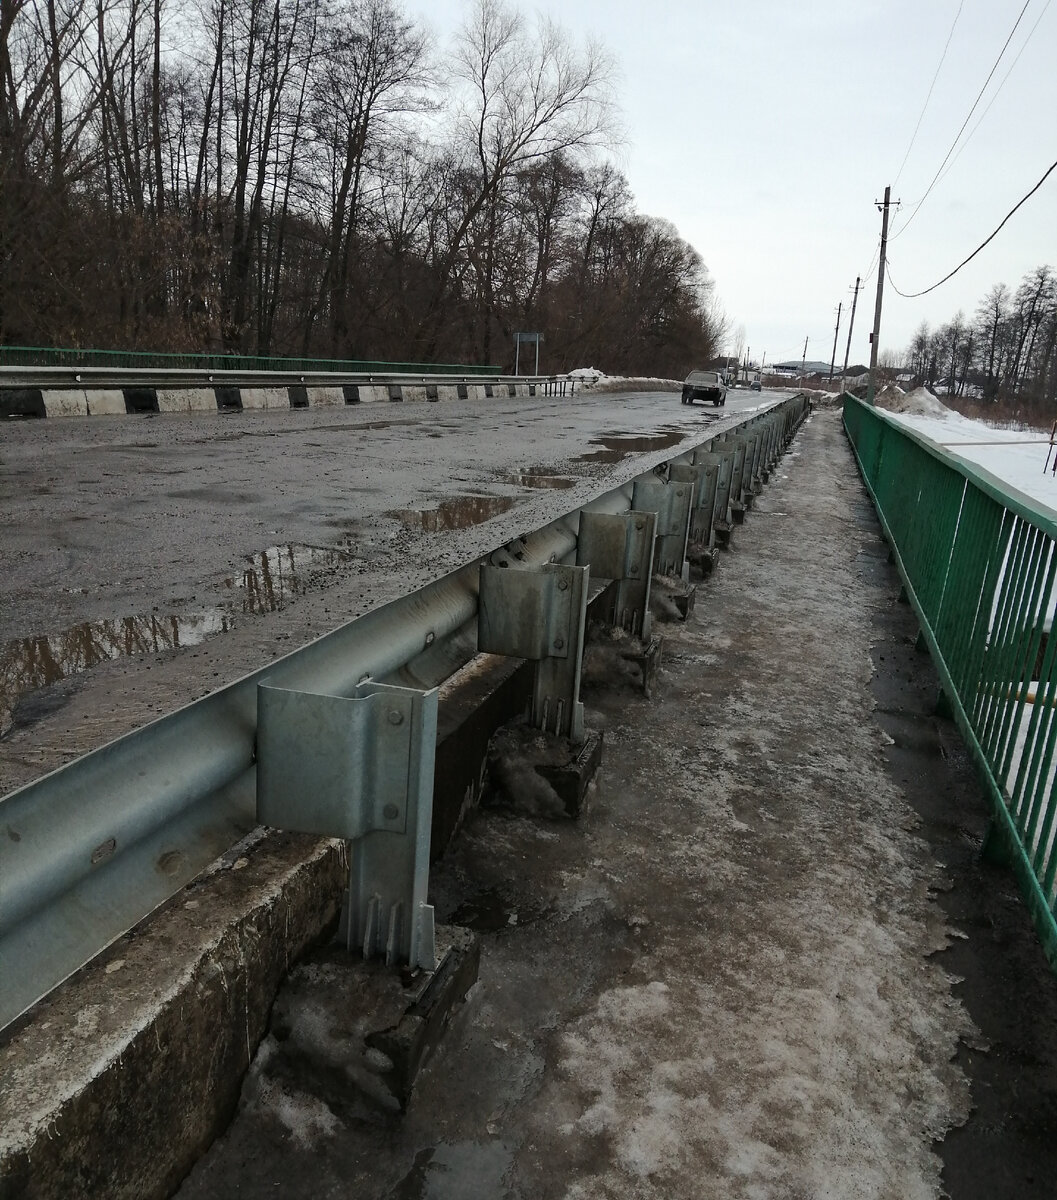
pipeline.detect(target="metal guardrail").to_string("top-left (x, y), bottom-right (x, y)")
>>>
top-left (843, 395), bottom-right (1057, 972)
top-left (0, 345), bottom-right (500, 376)
top-left (0, 397), bottom-right (809, 1028)
top-left (0, 366), bottom-right (578, 400)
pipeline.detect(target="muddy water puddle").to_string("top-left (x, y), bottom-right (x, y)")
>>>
top-left (0, 610), bottom-right (231, 737)
top-left (391, 494), bottom-right (517, 531)
top-left (499, 472), bottom-right (575, 489)
top-left (575, 429), bottom-right (687, 463)
top-left (1, 540), bottom-right (359, 735)
top-left (222, 542), bottom-right (355, 614)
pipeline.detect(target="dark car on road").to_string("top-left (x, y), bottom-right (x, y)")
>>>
top-left (681, 370), bottom-right (727, 406)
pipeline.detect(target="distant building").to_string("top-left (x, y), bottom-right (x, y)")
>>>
top-left (772, 360), bottom-right (834, 376)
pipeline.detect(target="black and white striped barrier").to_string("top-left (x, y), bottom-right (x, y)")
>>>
top-left (0, 376), bottom-right (574, 418)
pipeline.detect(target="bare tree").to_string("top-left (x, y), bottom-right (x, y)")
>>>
top-left (418, 0), bottom-right (616, 360)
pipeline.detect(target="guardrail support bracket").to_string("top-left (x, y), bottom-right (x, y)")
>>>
top-left (632, 474), bottom-right (694, 581)
top-left (478, 562), bottom-right (589, 743)
top-left (576, 510), bottom-right (657, 641)
top-left (257, 679), bottom-right (438, 970)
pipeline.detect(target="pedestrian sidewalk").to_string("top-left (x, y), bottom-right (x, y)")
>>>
top-left (178, 408), bottom-right (1057, 1200)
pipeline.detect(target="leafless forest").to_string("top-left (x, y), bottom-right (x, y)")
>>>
top-left (0, 0), bottom-right (726, 373)
top-left (900, 265), bottom-right (1057, 415)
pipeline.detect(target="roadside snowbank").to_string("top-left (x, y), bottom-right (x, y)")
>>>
top-left (885, 404), bottom-right (1057, 515)
top-left (875, 385), bottom-right (952, 419)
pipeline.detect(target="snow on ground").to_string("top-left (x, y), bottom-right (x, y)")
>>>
top-left (877, 389), bottom-right (1057, 516)
top-left (569, 368), bottom-right (682, 392)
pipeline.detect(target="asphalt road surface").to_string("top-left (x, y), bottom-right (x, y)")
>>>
top-left (0, 386), bottom-right (789, 792)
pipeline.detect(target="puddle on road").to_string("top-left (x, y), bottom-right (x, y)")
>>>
top-left (391, 495), bottom-right (517, 531)
top-left (223, 542), bottom-right (354, 614)
top-left (1, 609), bottom-right (230, 737)
top-left (500, 472), bottom-right (575, 489)
top-left (575, 429), bottom-right (687, 463)
top-left (1, 540), bottom-right (360, 735)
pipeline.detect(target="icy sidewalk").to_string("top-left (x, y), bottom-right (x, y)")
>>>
top-left (179, 410), bottom-right (1048, 1199)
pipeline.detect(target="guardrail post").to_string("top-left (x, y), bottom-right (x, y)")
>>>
top-left (692, 446), bottom-right (736, 546)
top-left (670, 461), bottom-right (720, 558)
top-left (256, 680), bottom-right (438, 970)
top-left (478, 562), bottom-right (589, 743)
top-left (631, 475), bottom-right (694, 580)
top-left (575, 510), bottom-right (657, 640)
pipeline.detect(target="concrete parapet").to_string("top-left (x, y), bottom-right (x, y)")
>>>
top-left (85, 389), bottom-right (127, 416)
top-left (240, 388), bottom-right (290, 410)
top-left (42, 390), bottom-right (89, 417)
top-left (436, 385), bottom-right (460, 402)
top-left (159, 388), bottom-right (217, 413)
top-left (357, 385), bottom-right (390, 404)
top-left (306, 387), bottom-right (345, 407)
top-left (0, 389), bottom-right (46, 417)
top-left (464, 383), bottom-right (488, 401)
top-left (0, 832), bottom-right (346, 1200)
top-left (401, 385), bottom-right (430, 403)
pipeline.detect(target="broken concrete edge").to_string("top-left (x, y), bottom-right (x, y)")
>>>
top-left (536, 728), bottom-right (605, 817)
top-left (485, 721), bottom-right (604, 820)
top-left (365, 926), bottom-right (482, 1109)
top-left (0, 831), bottom-right (347, 1200)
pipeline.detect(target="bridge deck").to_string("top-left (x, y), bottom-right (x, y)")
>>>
top-left (173, 410), bottom-right (1057, 1199)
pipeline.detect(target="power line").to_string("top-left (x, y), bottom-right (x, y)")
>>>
top-left (858, 239), bottom-right (880, 287)
top-left (892, 0), bottom-right (964, 189)
top-left (885, 155), bottom-right (1057, 299)
top-left (931, 0), bottom-right (1053, 193)
top-left (889, 0), bottom-right (1032, 241)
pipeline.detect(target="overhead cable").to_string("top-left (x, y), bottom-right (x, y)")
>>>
top-left (889, 0), bottom-right (1032, 241)
top-left (931, 0), bottom-right (1053, 193)
top-left (885, 155), bottom-right (1057, 299)
top-left (892, 0), bottom-right (964, 189)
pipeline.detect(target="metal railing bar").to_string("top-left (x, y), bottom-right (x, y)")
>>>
top-left (844, 395), bottom-right (1057, 970)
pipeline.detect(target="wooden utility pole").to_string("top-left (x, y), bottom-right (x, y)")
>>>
top-left (828, 302), bottom-right (842, 382)
top-left (867, 187), bottom-right (895, 404)
top-left (842, 276), bottom-right (861, 384)
top-left (801, 336), bottom-right (808, 382)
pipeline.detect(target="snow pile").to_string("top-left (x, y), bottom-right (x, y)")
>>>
top-left (569, 367), bottom-right (606, 382)
top-left (875, 384), bottom-right (951, 419)
top-left (887, 404), bottom-right (1057, 516)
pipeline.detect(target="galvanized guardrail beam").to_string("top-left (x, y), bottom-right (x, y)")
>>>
top-left (0, 395), bottom-right (809, 1028)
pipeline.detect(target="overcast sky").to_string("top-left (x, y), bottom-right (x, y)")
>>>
top-left (411, 0), bottom-right (1056, 370)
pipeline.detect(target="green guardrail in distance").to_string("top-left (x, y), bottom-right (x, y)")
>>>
top-left (0, 346), bottom-right (501, 377)
top-left (843, 394), bottom-right (1057, 972)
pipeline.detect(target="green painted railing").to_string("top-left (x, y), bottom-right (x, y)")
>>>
top-left (0, 345), bottom-right (500, 376)
top-left (844, 394), bottom-right (1057, 970)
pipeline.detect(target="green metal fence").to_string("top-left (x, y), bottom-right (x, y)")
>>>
top-left (844, 394), bottom-right (1057, 970)
top-left (0, 345), bottom-right (500, 376)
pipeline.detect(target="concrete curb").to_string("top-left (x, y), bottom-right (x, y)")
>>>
top-left (2, 376), bottom-right (562, 417)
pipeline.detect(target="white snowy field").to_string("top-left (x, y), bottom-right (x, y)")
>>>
top-left (876, 386), bottom-right (1057, 517)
